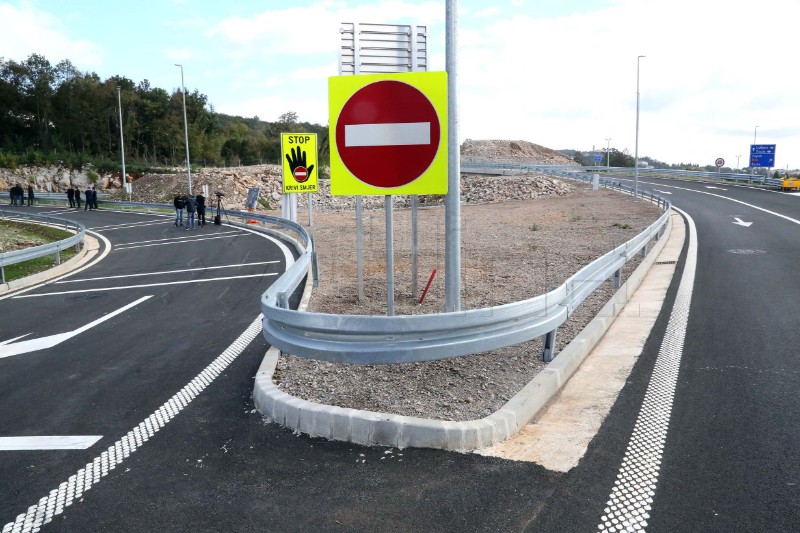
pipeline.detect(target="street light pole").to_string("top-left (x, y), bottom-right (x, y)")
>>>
top-left (605, 137), bottom-right (612, 168)
top-left (754, 125), bottom-right (759, 145)
top-left (634, 55), bottom-right (646, 201)
top-left (737, 155), bottom-right (741, 172)
top-left (175, 64), bottom-right (192, 194)
top-left (116, 86), bottom-right (128, 200)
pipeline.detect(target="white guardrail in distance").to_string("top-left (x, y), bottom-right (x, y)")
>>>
top-left (260, 171), bottom-right (672, 365)
top-left (0, 210), bottom-right (85, 283)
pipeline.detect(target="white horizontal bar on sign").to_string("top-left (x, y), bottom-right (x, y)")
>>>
top-left (0, 435), bottom-right (102, 450)
top-left (345, 122), bottom-right (430, 147)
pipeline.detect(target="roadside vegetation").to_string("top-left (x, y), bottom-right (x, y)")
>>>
top-left (0, 220), bottom-right (76, 282)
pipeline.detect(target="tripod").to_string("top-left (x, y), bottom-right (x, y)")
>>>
top-left (214, 193), bottom-right (230, 225)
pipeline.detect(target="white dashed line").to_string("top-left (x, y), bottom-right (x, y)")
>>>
top-left (598, 207), bottom-right (697, 532)
top-left (1, 315), bottom-right (264, 533)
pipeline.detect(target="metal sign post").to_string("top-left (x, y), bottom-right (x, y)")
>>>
top-left (339, 22), bottom-right (431, 311)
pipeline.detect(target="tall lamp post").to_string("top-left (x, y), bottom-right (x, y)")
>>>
top-left (736, 154), bottom-right (741, 172)
top-left (175, 64), bottom-right (192, 194)
top-left (116, 86), bottom-right (128, 200)
top-left (634, 55), bottom-right (646, 200)
top-left (605, 137), bottom-right (612, 167)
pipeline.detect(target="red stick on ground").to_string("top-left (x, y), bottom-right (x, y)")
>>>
top-left (419, 269), bottom-right (437, 305)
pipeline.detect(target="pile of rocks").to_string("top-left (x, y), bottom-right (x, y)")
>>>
top-left (461, 138), bottom-right (575, 165)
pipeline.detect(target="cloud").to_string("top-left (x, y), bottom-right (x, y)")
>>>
top-left (0, 3), bottom-right (104, 66)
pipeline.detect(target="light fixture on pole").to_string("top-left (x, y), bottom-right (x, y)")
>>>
top-left (605, 137), bottom-right (612, 167)
top-left (175, 64), bottom-right (192, 195)
top-left (116, 86), bottom-right (128, 200)
top-left (634, 55), bottom-right (646, 201)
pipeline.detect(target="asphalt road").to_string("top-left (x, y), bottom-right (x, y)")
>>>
top-left (1, 182), bottom-right (799, 532)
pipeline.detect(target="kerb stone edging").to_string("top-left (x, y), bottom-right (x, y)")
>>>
top-left (0, 234), bottom-right (98, 294)
top-left (253, 211), bottom-right (676, 451)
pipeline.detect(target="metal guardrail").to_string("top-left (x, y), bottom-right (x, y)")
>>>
top-left (260, 175), bottom-right (671, 365)
top-left (460, 158), bottom-right (767, 185)
top-left (0, 210), bottom-right (85, 284)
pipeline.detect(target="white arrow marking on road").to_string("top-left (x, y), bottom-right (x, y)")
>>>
top-left (706, 186), bottom-right (727, 190)
top-left (0, 436), bottom-right (102, 451)
top-left (733, 217), bottom-right (753, 227)
top-left (654, 189), bottom-right (673, 195)
top-left (345, 122), bottom-right (431, 147)
top-left (0, 295), bottom-right (152, 358)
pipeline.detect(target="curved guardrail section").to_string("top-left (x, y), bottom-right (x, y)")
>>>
top-left (260, 177), bottom-right (671, 365)
top-left (0, 210), bottom-right (85, 283)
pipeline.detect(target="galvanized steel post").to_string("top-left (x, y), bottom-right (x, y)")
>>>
top-left (444, 0), bottom-right (462, 312)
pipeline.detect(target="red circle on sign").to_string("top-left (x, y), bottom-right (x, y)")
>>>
top-left (336, 80), bottom-right (440, 188)
top-left (294, 166), bottom-right (309, 182)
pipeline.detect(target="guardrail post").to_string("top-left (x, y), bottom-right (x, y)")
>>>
top-left (276, 292), bottom-right (289, 309)
top-left (55, 249), bottom-right (61, 266)
top-left (1, 266), bottom-right (5, 284)
top-left (311, 251), bottom-right (320, 288)
top-left (613, 268), bottom-right (621, 289)
top-left (640, 243), bottom-right (647, 258)
top-left (542, 329), bottom-right (557, 362)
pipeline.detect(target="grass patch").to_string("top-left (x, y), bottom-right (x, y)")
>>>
top-left (612, 222), bottom-right (633, 230)
top-left (570, 215), bottom-right (583, 222)
top-left (0, 220), bottom-right (78, 282)
top-left (529, 223), bottom-right (540, 232)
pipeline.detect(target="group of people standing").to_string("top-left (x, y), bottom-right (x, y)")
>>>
top-left (8, 183), bottom-right (34, 206)
top-left (65, 186), bottom-right (98, 210)
top-left (173, 193), bottom-right (206, 230)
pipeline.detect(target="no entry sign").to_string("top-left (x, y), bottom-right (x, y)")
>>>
top-left (329, 71), bottom-right (448, 196)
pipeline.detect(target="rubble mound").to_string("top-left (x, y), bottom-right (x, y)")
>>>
top-left (461, 139), bottom-right (575, 165)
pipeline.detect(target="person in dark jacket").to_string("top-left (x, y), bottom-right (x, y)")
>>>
top-left (27, 184), bottom-right (34, 206)
top-left (84, 188), bottom-right (92, 210)
top-left (91, 186), bottom-right (98, 209)
top-left (195, 193), bottom-right (206, 227)
top-left (185, 194), bottom-right (197, 230)
top-left (67, 186), bottom-right (75, 208)
top-left (75, 187), bottom-right (82, 209)
top-left (173, 194), bottom-right (186, 226)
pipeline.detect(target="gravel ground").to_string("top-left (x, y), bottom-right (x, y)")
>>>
top-left (274, 176), bottom-right (663, 421)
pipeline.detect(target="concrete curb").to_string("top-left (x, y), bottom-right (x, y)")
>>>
top-left (254, 213), bottom-right (676, 451)
top-left (0, 234), bottom-right (100, 295)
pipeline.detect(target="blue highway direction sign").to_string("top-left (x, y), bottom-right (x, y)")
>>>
top-left (750, 144), bottom-right (776, 167)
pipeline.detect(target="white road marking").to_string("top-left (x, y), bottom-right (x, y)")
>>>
top-left (116, 230), bottom-right (241, 247)
top-left (56, 261), bottom-right (280, 284)
top-left (639, 181), bottom-right (800, 225)
top-left (0, 334), bottom-right (31, 346)
top-left (345, 122), bottom-right (430, 147)
top-left (92, 220), bottom-right (172, 231)
top-left (705, 186), bottom-right (727, 190)
top-left (653, 189), bottom-right (672, 195)
top-left (733, 217), bottom-right (753, 227)
top-left (598, 207), bottom-right (697, 532)
top-left (1, 315), bottom-right (264, 533)
top-left (0, 436), bottom-right (102, 451)
top-left (114, 233), bottom-right (243, 250)
top-left (0, 296), bottom-right (152, 358)
top-left (12, 273), bottom-right (278, 298)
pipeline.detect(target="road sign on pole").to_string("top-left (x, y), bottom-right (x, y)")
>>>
top-left (281, 133), bottom-right (318, 193)
top-left (715, 157), bottom-right (725, 167)
top-left (329, 71), bottom-right (448, 196)
top-left (750, 144), bottom-right (776, 168)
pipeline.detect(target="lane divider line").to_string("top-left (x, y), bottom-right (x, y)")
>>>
top-left (598, 207), bottom-right (697, 532)
top-left (0, 436), bottom-right (103, 451)
top-left (56, 261), bottom-right (280, 284)
top-left (1, 315), bottom-right (264, 533)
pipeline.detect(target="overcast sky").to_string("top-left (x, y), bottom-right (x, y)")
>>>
top-left (2, 0), bottom-right (799, 170)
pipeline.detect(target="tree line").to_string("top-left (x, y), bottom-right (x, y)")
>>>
top-left (0, 54), bottom-right (329, 172)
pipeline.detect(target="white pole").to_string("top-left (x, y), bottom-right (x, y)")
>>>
top-left (605, 137), bottom-right (612, 167)
top-left (175, 64), bottom-right (192, 195)
top-left (117, 86), bottom-right (128, 201)
top-left (634, 55), bottom-right (645, 200)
